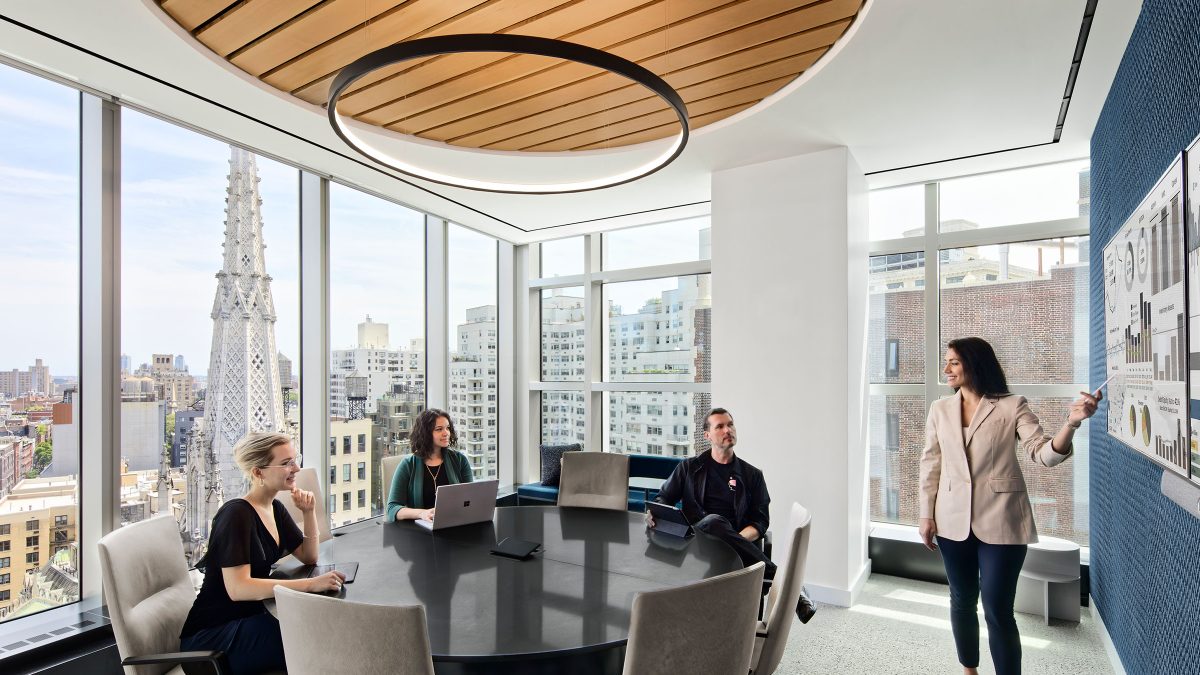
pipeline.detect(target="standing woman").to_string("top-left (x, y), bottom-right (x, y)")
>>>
top-left (919, 337), bottom-right (1098, 675)
top-left (180, 432), bottom-right (345, 674)
top-left (388, 408), bottom-right (475, 523)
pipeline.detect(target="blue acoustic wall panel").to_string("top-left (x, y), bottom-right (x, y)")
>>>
top-left (1090, 1), bottom-right (1200, 673)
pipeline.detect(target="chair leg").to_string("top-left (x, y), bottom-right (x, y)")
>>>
top-left (1043, 581), bottom-right (1050, 626)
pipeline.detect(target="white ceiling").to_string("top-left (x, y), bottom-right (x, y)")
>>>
top-left (0, 0), bottom-right (1141, 244)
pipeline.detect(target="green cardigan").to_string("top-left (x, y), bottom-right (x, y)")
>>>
top-left (386, 450), bottom-right (474, 522)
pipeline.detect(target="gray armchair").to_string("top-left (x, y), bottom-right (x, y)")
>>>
top-left (623, 561), bottom-right (765, 674)
top-left (275, 585), bottom-right (435, 675)
top-left (558, 451), bottom-right (629, 511)
top-left (97, 515), bottom-right (229, 675)
top-left (751, 502), bottom-right (813, 675)
top-left (279, 466), bottom-right (332, 542)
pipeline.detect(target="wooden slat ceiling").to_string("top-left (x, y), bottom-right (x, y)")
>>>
top-left (158, 0), bottom-right (864, 152)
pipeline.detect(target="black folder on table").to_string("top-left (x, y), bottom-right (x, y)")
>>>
top-left (490, 537), bottom-right (541, 560)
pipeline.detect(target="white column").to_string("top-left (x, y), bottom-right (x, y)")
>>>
top-left (299, 171), bottom-right (329, 509)
top-left (426, 216), bottom-right (448, 408)
top-left (711, 147), bottom-right (870, 606)
top-left (80, 93), bottom-right (121, 599)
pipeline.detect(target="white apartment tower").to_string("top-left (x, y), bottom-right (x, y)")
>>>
top-left (449, 306), bottom-right (498, 478)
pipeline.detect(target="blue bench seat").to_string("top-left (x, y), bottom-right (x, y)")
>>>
top-left (517, 453), bottom-right (683, 512)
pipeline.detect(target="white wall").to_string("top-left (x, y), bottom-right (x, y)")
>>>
top-left (711, 147), bottom-right (870, 606)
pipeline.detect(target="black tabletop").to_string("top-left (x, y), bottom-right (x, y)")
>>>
top-left (274, 506), bottom-right (741, 662)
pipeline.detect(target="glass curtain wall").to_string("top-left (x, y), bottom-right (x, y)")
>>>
top-left (121, 109), bottom-right (301, 563)
top-left (0, 64), bottom-right (81, 622)
top-left (448, 224), bottom-right (498, 479)
top-left (535, 219), bottom-right (712, 459)
top-left (328, 184), bottom-right (425, 526)
top-left (867, 160), bottom-right (1092, 545)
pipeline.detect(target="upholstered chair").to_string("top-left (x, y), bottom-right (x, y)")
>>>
top-left (623, 561), bottom-right (765, 674)
top-left (751, 502), bottom-right (813, 675)
top-left (274, 585), bottom-right (435, 675)
top-left (98, 515), bottom-right (230, 675)
top-left (557, 451), bottom-right (629, 511)
top-left (279, 466), bottom-right (332, 542)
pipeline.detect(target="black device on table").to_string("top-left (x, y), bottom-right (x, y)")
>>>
top-left (490, 537), bottom-right (541, 560)
top-left (646, 502), bottom-right (694, 538)
top-left (306, 561), bottom-right (358, 583)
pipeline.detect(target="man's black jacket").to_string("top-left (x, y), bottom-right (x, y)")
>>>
top-left (653, 450), bottom-right (770, 538)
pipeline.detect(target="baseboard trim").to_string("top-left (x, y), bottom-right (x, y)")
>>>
top-left (807, 560), bottom-right (872, 607)
top-left (1090, 595), bottom-right (1127, 675)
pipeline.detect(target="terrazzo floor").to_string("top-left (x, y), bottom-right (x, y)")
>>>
top-left (771, 574), bottom-right (1115, 674)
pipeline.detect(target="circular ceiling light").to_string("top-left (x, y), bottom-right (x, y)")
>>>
top-left (327, 34), bottom-right (689, 194)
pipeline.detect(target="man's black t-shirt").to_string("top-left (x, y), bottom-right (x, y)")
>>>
top-left (180, 498), bottom-right (303, 638)
top-left (702, 455), bottom-right (739, 524)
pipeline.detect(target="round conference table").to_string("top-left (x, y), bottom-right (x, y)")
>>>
top-left (273, 505), bottom-right (741, 674)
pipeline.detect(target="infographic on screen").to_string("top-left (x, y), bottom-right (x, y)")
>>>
top-left (1105, 156), bottom-right (1188, 475)
top-left (1186, 138), bottom-right (1200, 484)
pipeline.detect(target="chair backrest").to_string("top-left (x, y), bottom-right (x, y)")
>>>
top-left (274, 586), bottom-right (435, 675)
top-left (279, 466), bottom-right (332, 542)
top-left (628, 453), bottom-right (683, 480)
top-left (97, 515), bottom-right (196, 675)
top-left (752, 502), bottom-right (813, 675)
top-left (381, 454), bottom-right (405, 499)
top-left (558, 451), bottom-right (629, 511)
top-left (623, 561), bottom-right (765, 675)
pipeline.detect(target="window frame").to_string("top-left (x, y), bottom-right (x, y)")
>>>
top-left (527, 224), bottom-right (712, 469)
top-left (868, 170), bottom-right (1091, 547)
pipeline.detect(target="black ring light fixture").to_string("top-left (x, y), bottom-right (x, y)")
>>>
top-left (327, 33), bottom-right (690, 194)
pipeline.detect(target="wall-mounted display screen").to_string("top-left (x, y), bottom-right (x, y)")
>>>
top-left (1104, 155), bottom-right (1188, 476)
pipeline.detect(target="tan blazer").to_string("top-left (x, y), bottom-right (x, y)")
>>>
top-left (919, 393), bottom-right (1071, 545)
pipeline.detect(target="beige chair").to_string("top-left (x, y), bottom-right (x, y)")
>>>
top-left (382, 453), bottom-right (405, 500)
top-left (558, 451), bottom-right (629, 511)
top-left (279, 466), bottom-right (332, 542)
top-left (274, 585), bottom-right (435, 675)
top-left (750, 502), bottom-right (813, 675)
top-left (97, 515), bottom-right (229, 675)
top-left (623, 561), bottom-right (765, 675)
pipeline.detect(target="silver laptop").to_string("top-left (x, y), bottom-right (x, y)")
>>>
top-left (415, 480), bottom-right (499, 531)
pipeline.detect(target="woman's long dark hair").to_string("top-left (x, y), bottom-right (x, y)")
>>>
top-left (946, 337), bottom-right (1010, 397)
top-left (410, 408), bottom-right (457, 460)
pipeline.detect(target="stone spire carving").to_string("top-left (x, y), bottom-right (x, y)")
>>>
top-left (197, 146), bottom-right (287, 531)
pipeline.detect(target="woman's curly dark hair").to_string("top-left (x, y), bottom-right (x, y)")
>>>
top-left (410, 408), bottom-right (457, 460)
top-left (946, 337), bottom-right (1010, 397)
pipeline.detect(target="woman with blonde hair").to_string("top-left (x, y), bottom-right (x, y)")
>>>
top-left (180, 432), bottom-right (344, 674)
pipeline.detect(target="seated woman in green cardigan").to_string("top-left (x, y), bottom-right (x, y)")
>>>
top-left (387, 408), bottom-right (474, 523)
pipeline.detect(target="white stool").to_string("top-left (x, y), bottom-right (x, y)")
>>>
top-left (1014, 536), bottom-right (1080, 625)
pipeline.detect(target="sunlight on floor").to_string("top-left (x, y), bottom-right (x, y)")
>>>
top-left (849, 604), bottom-right (1053, 649)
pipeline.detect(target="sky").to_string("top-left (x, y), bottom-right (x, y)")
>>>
top-left (869, 159), bottom-right (1090, 239)
top-left (539, 217), bottom-right (710, 313)
top-left (0, 64), bottom-right (497, 380)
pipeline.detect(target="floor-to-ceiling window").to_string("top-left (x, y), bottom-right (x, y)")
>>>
top-left (532, 218), bottom-right (712, 462)
top-left (328, 184), bottom-right (426, 525)
top-left (448, 224), bottom-right (498, 479)
top-left (867, 160), bottom-right (1092, 545)
top-left (122, 109), bottom-right (301, 562)
top-left (0, 63), bottom-right (81, 622)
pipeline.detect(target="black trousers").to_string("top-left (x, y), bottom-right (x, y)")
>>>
top-left (180, 611), bottom-right (286, 674)
top-left (937, 531), bottom-right (1028, 675)
top-left (695, 514), bottom-right (776, 580)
